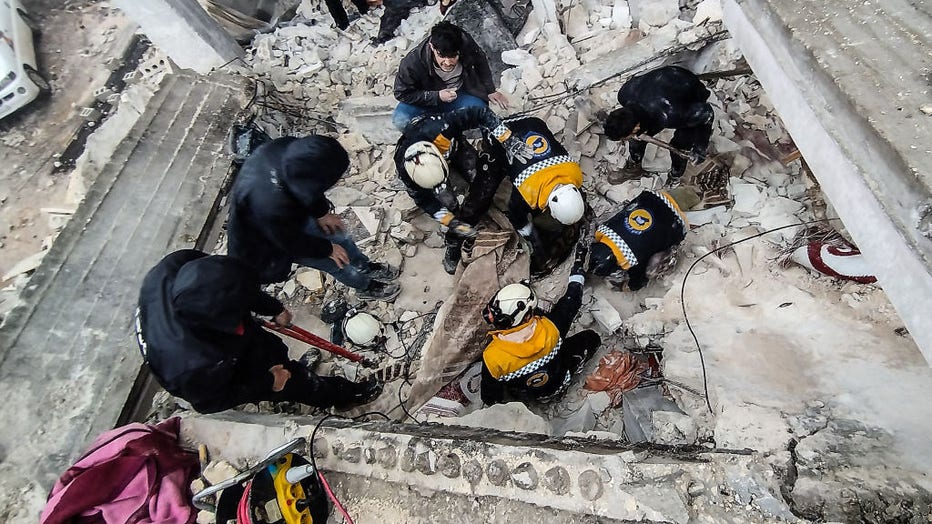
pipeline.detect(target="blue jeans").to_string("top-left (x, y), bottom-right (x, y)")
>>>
top-left (295, 218), bottom-right (371, 290)
top-left (392, 92), bottom-right (488, 131)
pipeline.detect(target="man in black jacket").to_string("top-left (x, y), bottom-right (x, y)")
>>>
top-left (135, 250), bottom-right (381, 414)
top-left (479, 245), bottom-right (601, 405)
top-left (227, 135), bottom-right (400, 300)
top-left (395, 106), bottom-right (532, 273)
top-left (604, 66), bottom-right (714, 180)
top-left (588, 190), bottom-right (689, 290)
top-left (392, 21), bottom-right (509, 131)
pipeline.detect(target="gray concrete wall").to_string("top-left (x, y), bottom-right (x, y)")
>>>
top-left (722, 0), bottom-right (932, 362)
top-left (114, 0), bottom-right (244, 74)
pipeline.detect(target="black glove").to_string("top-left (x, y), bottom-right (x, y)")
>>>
top-left (448, 218), bottom-right (478, 239)
top-left (501, 134), bottom-right (534, 164)
top-left (571, 242), bottom-right (588, 277)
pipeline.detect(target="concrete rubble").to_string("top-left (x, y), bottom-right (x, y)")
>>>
top-left (5, 0), bottom-right (921, 522)
top-left (160, 0), bottom-right (932, 520)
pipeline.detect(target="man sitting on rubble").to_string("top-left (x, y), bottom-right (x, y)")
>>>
top-left (396, 106), bottom-right (533, 273)
top-left (587, 189), bottom-right (689, 290)
top-left (227, 135), bottom-right (401, 301)
top-left (603, 65), bottom-right (714, 181)
top-left (480, 245), bottom-right (601, 405)
top-left (135, 250), bottom-right (381, 414)
top-left (472, 116), bottom-right (588, 266)
top-left (392, 20), bottom-right (509, 131)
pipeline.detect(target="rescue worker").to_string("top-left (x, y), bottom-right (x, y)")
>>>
top-left (480, 246), bottom-right (601, 405)
top-left (392, 21), bottom-right (509, 131)
top-left (396, 106), bottom-right (533, 273)
top-left (474, 116), bottom-right (587, 252)
top-left (135, 250), bottom-right (381, 414)
top-left (227, 135), bottom-right (400, 301)
top-left (588, 190), bottom-right (688, 290)
top-left (603, 65), bottom-right (714, 180)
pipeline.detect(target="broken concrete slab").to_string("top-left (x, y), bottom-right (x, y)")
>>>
top-left (334, 96), bottom-right (400, 145)
top-left (446, 0), bottom-right (517, 81)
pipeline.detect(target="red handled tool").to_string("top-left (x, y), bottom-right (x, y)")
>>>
top-left (262, 320), bottom-right (376, 367)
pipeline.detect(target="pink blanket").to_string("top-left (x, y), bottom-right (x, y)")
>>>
top-left (40, 418), bottom-right (199, 524)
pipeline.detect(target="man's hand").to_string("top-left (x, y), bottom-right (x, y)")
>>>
top-left (317, 213), bottom-right (345, 235)
top-left (273, 308), bottom-right (293, 327)
top-left (439, 88), bottom-right (458, 103)
top-left (269, 364), bottom-right (291, 392)
top-left (488, 91), bottom-right (509, 110)
top-left (448, 219), bottom-right (478, 239)
top-left (502, 134), bottom-right (534, 164)
top-left (329, 243), bottom-right (350, 268)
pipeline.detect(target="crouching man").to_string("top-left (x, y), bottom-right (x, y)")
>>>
top-left (135, 250), bottom-right (381, 414)
top-left (396, 106), bottom-right (532, 273)
top-left (603, 65), bottom-right (714, 181)
top-left (479, 246), bottom-right (601, 405)
top-left (588, 190), bottom-right (688, 290)
top-left (475, 116), bottom-right (587, 250)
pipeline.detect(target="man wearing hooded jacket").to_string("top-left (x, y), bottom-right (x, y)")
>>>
top-left (603, 66), bottom-right (714, 180)
top-left (135, 250), bottom-right (380, 413)
top-left (227, 135), bottom-right (400, 300)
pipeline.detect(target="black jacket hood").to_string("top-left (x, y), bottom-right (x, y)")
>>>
top-left (277, 136), bottom-right (349, 209)
top-left (171, 255), bottom-right (259, 333)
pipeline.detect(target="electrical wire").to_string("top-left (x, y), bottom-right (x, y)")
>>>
top-left (679, 218), bottom-right (837, 413)
top-left (307, 411), bottom-right (391, 523)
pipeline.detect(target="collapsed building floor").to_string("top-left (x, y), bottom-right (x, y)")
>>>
top-left (1, 0), bottom-right (931, 522)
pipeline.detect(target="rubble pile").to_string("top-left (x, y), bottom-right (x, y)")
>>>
top-left (148, 0), bottom-right (932, 522)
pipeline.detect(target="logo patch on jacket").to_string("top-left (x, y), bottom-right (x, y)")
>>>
top-left (526, 371), bottom-right (550, 388)
top-left (625, 208), bottom-right (653, 234)
top-left (523, 133), bottom-right (551, 158)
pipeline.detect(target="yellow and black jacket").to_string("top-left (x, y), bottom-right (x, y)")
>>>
top-left (594, 190), bottom-right (688, 287)
top-left (480, 281), bottom-right (583, 404)
top-left (499, 117), bottom-right (583, 212)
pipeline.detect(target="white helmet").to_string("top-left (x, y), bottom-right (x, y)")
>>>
top-left (483, 282), bottom-right (537, 329)
top-left (342, 311), bottom-right (385, 348)
top-left (547, 184), bottom-right (585, 225)
top-left (404, 141), bottom-right (448, 189)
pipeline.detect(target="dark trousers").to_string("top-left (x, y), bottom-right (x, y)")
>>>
top-left (325, 0), bottom-right (370, 29)
top-left (375, 0), bottom-right (430, 43)
top-left (559, 330), bottom-right (601, 369)
top-left (628, 120), bottom-right (713, 177)
top-left (267, 360), bottom-right (361, 408)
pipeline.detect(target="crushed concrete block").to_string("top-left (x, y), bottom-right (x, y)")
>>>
top-left (451, 402), bottom-right (552, 435)
top-left (693, 0), bottom-right (723, 25)
top-left (730, 182), bottom-right (763, 217)
top-left (636, 0), bottom-right (679, 27)
top-left (334, 96), bottom-right (400, 145)
top-left (327, 186), bottom-right (371, 207)
top-left (202, 460), bottom-right (240, 485)
top-left (281, 278), bottom-right (297, 298)
top-left (391, 192), bottom-right (420, 221)
top-left (295, 268), bottom-right (324, 293)
top-left (651, 411), bottom-right (698, 445)
top-left (391, 222), bottom-right (425, 244)
top-left (590, 294), bottom-right (623, 333)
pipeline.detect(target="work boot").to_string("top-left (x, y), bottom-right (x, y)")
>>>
top-left (365, 261), bottom-right (400, 281)
top-left (608, 158), bottom-right (644, 184)
top-left (357, 280), bottom-right (401, 301)
top-left (298, 349), bottom-right (322, 371)
top-left (336, 377), bottom-right (384, 409)
top-left (351, 377), bottom-right (384, 406)
top-left (443, 245), bottom-right (462, 275)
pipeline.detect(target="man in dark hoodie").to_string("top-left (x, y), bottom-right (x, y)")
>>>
top-left (392, 21), bottom-right (509, 131)
top-left (227, 135), bottom-right (400, 301)
top-left (135, 250), bottom-right (381, 413)
top-left (603, 66), bottom-right (714, 180)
